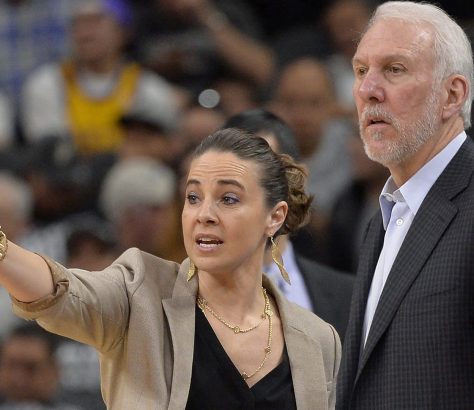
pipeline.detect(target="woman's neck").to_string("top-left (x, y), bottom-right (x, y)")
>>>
top-left (197, 269), bottom-right (264, 323)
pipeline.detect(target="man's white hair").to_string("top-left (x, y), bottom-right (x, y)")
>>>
top-left (368, 1), bottom-right (473, 128)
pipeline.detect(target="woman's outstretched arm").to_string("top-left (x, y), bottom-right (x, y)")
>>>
top-left (0, 240), bottom-right (54, 302)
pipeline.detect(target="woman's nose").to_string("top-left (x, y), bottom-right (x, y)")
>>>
top-left (196, 199), bottom-right (218, 224)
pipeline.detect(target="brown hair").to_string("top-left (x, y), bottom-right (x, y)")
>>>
top-left (192, 128), bottom-right (313, 238)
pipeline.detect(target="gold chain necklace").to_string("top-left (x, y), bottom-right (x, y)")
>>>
top-left (196, 287), bottom-right (274, 380)
top-left (197, 287), bottom-right (267, 333)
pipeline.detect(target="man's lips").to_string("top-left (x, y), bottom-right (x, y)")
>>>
top-left (365, 117), bottom-right (390, 127)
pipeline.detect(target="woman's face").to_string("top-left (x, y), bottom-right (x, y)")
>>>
top-left (182, 150), bottom-right (281, 276)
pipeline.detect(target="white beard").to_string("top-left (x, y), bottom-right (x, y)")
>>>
top-left (360, 89), bottom-right (440, 166)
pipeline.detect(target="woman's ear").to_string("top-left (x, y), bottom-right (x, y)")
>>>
top-left (442, 74), bottom-right (469, 121)
top-left (266, 201), bottom-right (288, 236)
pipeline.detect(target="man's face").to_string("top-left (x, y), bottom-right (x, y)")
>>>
top-left (0, 337), bottom-right (58, 402)
top-left (271, 60), bottom-right (334, 157)
top-left (72, 12), bottom-right (124, 63)
top-left (352, 19), bottom-right (442, 168)
top-left (325, 0), bottom-right (370, 59)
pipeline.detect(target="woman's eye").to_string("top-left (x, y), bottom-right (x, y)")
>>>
top-left (186, 193), bottom-right (199, 204)
top-left (222, 195), bottom-right (239, 205)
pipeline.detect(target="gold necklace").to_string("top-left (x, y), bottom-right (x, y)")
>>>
top-left (197, 287), bottom-right (267, 334)
top-left (196, 287), bottom-right (274, 380)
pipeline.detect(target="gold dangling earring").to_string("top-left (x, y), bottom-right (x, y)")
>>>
top-left (271, 236), bottom-right (291, 285)
top-left (187, 260), bottom-right (196, 281)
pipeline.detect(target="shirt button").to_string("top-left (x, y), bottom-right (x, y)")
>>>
top-left (396, 218), bottom-right (404, 226)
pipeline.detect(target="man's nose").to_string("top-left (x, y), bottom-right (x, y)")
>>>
top-left (355, 70), bottom-right (385, 103)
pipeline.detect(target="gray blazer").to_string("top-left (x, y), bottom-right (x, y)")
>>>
top-left (12, 249), bottom-right (341, 410)
top-left (337, 138), bottom-right (474, 409)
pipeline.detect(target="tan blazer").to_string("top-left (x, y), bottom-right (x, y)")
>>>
top-left (12, 248), bottom-right (340, 410)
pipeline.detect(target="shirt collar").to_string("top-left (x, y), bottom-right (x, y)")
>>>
top-left (379, 131), bottom-right (467, 229)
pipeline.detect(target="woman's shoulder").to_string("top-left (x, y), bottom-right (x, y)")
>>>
top-left (280, 297), bottom-right (340, 351)
top-left (113, 247), bottom-right (182, 283)
top-left (278, 297), bottom-right (341, 388)
top-left (119, 247), bottom-right (180, 269)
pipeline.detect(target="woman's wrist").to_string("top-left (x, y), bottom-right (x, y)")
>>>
top-left (0, 227), bottom-right (7, 262)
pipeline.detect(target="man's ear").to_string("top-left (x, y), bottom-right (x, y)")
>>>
top-left (266, 201), bottom-right (288, 236)
top-left (442, 74), bottom-right (469, 121)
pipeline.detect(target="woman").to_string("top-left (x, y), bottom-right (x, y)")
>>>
top-left (0, 128), bottom-right (340, 409)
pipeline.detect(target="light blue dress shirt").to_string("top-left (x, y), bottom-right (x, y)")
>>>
top-left (263, 240), bottom-right (314, 312)
top-left (362, 131), bottom-right (467, 346)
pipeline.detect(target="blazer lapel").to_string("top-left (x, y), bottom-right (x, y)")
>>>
top-left (357, 139), bottom-right (474, 380)
top-left (162, 259), bottom-right (198, 410)
top-left (265, 278), bottom-right (328, 410)
top-left (338, 213), bottom-right (384, 399)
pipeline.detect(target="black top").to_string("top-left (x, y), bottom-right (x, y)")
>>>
top-left (186, 306), bottom-right (297, 410)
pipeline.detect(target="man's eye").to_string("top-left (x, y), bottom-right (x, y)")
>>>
top-left (354, 66), bottom-right (367, 77)
top-left (388, 65), bottom-right (404, 74)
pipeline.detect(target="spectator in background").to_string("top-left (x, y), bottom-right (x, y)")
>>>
top-left (0, 0), bottom-right (76, 111)
top-left (117, 102), bottom-right (175, 165)
top-left (66, 220), bottom-right (118, 271)
top-left (21, 0), bottom-right (181, 155)
top-left (272, 0), bottom-right (371, 118)
top-left (0, 92), bottom-right (14, 150)
top-left (54, 339), bottom-right (105, 410)
top-left (171, 104), bottom-right (225, 174)
top-left (326, 122), bottom-right (389, 273)
top-left (211, 74), bottom-right (260, 117)
top-left (19, 136), bottom-right (113, 263)
top-left (100, 158), bottom-right (186, 262)
top-left (224, 108), bottom-right (354, 340)
top-left (0, 323), bottom-right (85, 410)
top-left (0, 173), bottom-right (33, 245)
top-left (322, 0), bottom-right (371, 116)
top-left (132, 0), bottom-right (274, 96)
top-left (270, 57), bottom-right (352, 260)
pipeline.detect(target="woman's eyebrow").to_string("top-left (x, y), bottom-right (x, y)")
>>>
top-left (217, 179), bottom-right (245, 191)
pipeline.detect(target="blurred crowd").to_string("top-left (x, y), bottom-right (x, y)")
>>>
top-left (0, 0), bottom-right (472, 408)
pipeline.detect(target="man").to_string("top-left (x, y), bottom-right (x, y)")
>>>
top-left (21, 0), bottom-right (180, 155)
top-left (99, 157), bottom-right (187, 263)
top-left (337, 2), bottom-right (474, 409)
top-left (224, 108), bottom-right (354, 340)
top-left (270, 58), bottom-right (351, 216)
top-left (270, 58), bottom-right (353, 261)
top-left (0, 323), bottom-right (85, 409)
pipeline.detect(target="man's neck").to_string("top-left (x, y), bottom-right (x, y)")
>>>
top-left (77, 55), bottom-right (122, 75)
